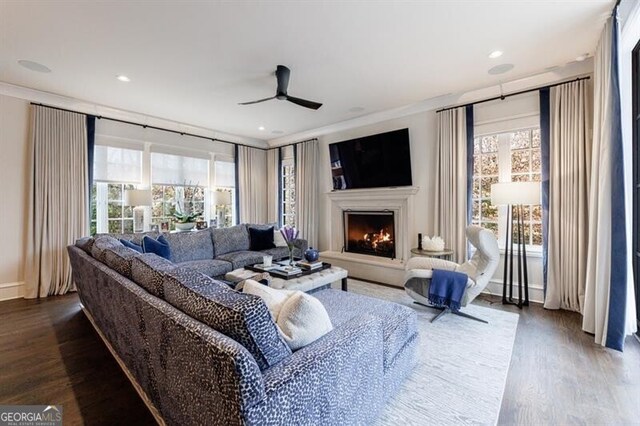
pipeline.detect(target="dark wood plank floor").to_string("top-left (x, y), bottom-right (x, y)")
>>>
top-left (0, 289), bottom-right (638, 425)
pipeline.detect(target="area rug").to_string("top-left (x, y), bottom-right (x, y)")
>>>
top-left (333, 279), bottom-right (519, 426)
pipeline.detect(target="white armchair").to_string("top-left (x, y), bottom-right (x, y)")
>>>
top-left (404, 225), bottom-right (500, 322)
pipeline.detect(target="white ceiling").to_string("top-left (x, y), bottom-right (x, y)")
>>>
top-left (0, 1), bottom-right (612, 141)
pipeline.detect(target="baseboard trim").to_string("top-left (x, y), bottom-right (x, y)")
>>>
top-left (0, 281), bottom-right (25, 301)
top-left (81, 306), bottom-right (165, 426)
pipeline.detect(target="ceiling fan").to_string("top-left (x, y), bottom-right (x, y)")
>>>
top-left (239, 65), bottom-right (322, 110)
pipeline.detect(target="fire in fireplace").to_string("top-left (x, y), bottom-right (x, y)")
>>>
top-left (343, 210), bottom-right (395, 258)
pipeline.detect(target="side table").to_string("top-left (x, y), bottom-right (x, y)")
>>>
top-left (410, 248), bottom-right (454, 261)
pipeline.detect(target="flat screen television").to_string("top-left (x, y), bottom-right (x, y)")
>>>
top-left (329, 128), bottom-right (412, 190)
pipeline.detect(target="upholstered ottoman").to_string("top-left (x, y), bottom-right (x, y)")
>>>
top-left (225, 266), bottom-right (349, 293)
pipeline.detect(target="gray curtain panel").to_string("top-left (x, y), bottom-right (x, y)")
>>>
top-left (434, 108), bottom-right (468, 264)
top-left (295, 140), bottom-right (319, 248)
top-left (266, 148), bottom-right (280, 224)
top-left (25, 105), bottom-right (89, 298)
top-left (544, 80), bottom-right (592, 312)
top-left (237, 145), bottom-right (268, 224)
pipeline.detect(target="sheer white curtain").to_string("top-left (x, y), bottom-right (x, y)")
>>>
top-left (25, 105), bottom-right (89, 298)
top-left (237, 146), bottom-right (267, 223)
top-left (295, 140), bottom-right (319, 248)
top-left (434, 108), bottom-right (468, 264)
top-left (544, 80), bottom-right (592, 312)
top-left (266, 148), bottom-right (280, 224)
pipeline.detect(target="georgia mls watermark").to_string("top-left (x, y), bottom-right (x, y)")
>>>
top-left (0, 405), bottom-right (62, 426)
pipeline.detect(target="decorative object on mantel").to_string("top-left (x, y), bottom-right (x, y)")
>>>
top-left (280, 225), bottom-right (299, 266)
top-left (491, 181), bottom-right (541, 309)
top-left (124, 189), bottom-right (152, 233)
top-left (417, 233), bottom-right (423, 250)
top-left (422, 235), bottom-right (445, 252)
top-left (304, 247), bottom-right (319, 262)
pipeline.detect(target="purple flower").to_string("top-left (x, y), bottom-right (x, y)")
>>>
top-left (280, 225), bottom-right (299, 243)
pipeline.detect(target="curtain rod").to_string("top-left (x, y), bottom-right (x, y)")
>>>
top-left (272, 138), bottom-right (318, 150)
top-left (29, 102), bottom-right (272, 151)
top-left (436, 76), bottom-right (591, 114)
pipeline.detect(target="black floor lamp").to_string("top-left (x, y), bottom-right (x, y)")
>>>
top-left (491, 182), bottom-right (541, 309)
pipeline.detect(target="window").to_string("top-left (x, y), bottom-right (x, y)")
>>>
top-left (281, 160), bottom-right (296, 227)
top-left (472, 127), bottom-right (542, 247)
top-left (91, 145), bottom-right (142, 235)
top-left (151, 152), bottom-right (209, 230)
top-left (214, 160), bottom-right (236, 227)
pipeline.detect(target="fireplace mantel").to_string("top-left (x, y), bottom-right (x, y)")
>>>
top-left (322, 186), bottom-right (419, 286)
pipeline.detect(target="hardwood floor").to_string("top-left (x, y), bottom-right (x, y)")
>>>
top-left (0, 289), bottom-right (638, 425)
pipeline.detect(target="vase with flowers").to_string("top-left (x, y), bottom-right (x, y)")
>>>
top-left (279, 225), bottom-right (299, 266)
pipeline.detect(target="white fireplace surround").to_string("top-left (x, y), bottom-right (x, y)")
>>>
top-left (321, 186), bottom-right (419, 285)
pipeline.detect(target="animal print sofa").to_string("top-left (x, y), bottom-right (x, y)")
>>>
top-left (67, 230), bottom-right (419, 425)
top-left (98, 223), bottom-right (307, 279)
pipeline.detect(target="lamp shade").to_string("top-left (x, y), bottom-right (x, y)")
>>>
top-left (212, 191), bottom-right (231, 206)
top-left (124, 189), bottom-right (153, 206)
top-left (491, 182), bottom-right (541, 205)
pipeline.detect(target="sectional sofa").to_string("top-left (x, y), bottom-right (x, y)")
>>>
top-left (67, 226), bottom-right (419, 425)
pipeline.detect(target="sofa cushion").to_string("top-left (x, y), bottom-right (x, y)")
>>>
top-left (248, 226), bottom-right (276, 251)
top-left (163, 230), bottom-right (214, 263)
top-left (211, 224), bottom-right (250, 256)
top-left (177, 259), bottom-right (233, 278)
top-left (260, 246), bottom-right (290, 260)
top-left (103, 246), bottom-right (140, 278)
top-left (142, 235), bottom-right (171, 260)
top-left (98, 231), bottom-right (160, 246)
top-left (215, 251), bottom-right (265, 269)
top-left (314, 289), bottom-right (417, 370)
top-left (131, 253), bottom-right (177, 298)
top-left (75, 237), bottom-right (94, 254)
top-left (163, 269), bottom-right (291, 370)
top-left (91, 235), bottom-right (124, 262)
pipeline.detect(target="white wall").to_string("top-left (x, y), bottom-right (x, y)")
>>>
top-left (0, 94), bottom-right (29, 300)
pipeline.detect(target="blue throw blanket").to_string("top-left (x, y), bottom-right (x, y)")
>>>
top-left (428, 269), bottom-right (468, 312)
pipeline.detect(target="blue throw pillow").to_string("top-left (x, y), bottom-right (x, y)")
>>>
top-left (142, 235), bottom-right (172, 260)
top-left (120, 238), bottom-right (143, 253)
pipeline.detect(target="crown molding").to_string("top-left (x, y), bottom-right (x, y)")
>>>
top-left (267, 59), bottom-right (593, 147)
top-left (0, 81), bottom-right (268, 149)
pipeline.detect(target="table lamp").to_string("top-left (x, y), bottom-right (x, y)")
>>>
top-left (124, 189), bottom-right (153, 233)
top-left (212, 191), bottom-right (232, 228)
top-left (491, 182), bottom-right (541, 308)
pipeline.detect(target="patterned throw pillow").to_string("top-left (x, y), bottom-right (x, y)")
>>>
top-left (163, 268), bottom-right (291, 370)
top-left (103, 246), bottom-right (140, 278)
top-left (211, 224), bottom-right (250, 256)
top-left (91, 235), bottom-right (124, 262)
top-left (75, 237), bottom-right (95, 254)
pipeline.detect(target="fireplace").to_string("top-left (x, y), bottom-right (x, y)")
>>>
top-left (343, 210), bottom-right (396, 259)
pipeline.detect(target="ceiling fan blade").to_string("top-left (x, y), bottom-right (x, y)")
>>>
top-left (238, 96), bottom-right (276, 105)
top-left (276, 65), bottom-right (290, 95)
top-left (286, 95), bottom-right (322, 110)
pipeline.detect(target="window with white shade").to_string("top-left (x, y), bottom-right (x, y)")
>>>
top-left (214, 160), bottom-right (236, 227)
top-left (151, 152), bottom-right (209, 231)
top-left (471, 127), bottom-right (542, 247)
top-left (281, 160), bottom-right (296, 227)
top-left (91, 145), bottom-right (142, 234)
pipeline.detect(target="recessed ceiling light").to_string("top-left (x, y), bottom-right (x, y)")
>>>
top-left (489, 50), bottom-right (503, 59)
top-left (116, 74), bottom-right (131, 82)
top-left (272, 130), bottom-right (284, 135)
top-left (18, 60), bottom-right (51, 73)
top-left (258, 126), bottom-right (265, 131)
top-left (488, 64), bottom-right (514, 75)
top-left (575, 53), bottom-right (589, 62)
top-left (349, 106), bottom-right (365, 113)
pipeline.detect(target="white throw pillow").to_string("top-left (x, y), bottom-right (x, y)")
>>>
top-left (273, 229), bottom-right (288, 247)
top-left (242, 279), bottom-right (293, 320)
top-left (276, 291), bottom-right (333, 351)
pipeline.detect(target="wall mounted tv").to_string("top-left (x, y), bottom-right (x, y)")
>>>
top-left (329, 128), bottom-right (412, 190)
